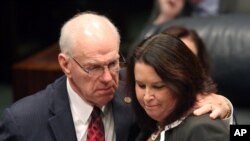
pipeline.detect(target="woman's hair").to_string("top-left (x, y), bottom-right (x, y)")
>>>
top-left (126, 33), bottom-right (217, 134)
top-left (162, 25), bottom-right (211, 75)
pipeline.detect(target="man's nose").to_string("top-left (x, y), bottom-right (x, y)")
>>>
top-left (100, 66), bottom-right (113, 82)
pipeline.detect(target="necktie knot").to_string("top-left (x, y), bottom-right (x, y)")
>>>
top-left (91, 106), bottom-right (102, 119)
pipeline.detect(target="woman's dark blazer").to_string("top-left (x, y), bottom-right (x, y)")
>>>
top-left (136, 114), bottom-right (229, 141)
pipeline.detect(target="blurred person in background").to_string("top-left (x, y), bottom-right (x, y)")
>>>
top-left (130, 0), bottom-right (220, 54)
top-left (162, 25), bottom-right (211, 75)
top-left (134, 0), bottom-right (191, 44)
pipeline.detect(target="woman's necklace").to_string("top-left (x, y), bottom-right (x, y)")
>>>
top-left (150, 132), bottom-right (160, 141)
top-left (150, 125), bottom-right (163, 141)
top-left (149, 116), bottom-right (188, 141)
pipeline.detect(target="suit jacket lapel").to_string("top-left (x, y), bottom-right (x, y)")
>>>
top-left (113, 104), bottom-right (130, 141)
top-left (112, 81), bottom-right (133, 141)
top-left (48, 111), bottom-right (77, 141)
top-left (48, 76), bottom-right (77, 141)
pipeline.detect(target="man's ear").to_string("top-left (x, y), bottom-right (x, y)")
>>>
top-left (58, 53), bottom-right (72, 78)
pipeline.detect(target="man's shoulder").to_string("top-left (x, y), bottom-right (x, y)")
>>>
top-left (0, 76), bottom-right (70, 139)
top-left (5, 76), bottom-right (66, 119)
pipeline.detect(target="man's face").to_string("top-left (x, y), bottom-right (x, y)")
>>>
top-left (66, 34), bottom-right (120, 107)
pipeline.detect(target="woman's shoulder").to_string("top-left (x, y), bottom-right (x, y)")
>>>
top-left (171, 114), bottom-right (229, 141)
top-left (158, 114), bottom-right (229, 141)
top-left (183, 114), bottom-right (227, 128)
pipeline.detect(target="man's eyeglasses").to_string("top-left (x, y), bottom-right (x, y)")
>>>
top-left (71, 53), bottom-right (126, 77)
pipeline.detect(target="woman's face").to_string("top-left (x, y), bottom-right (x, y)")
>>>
top-left (134, 61), bottom-right (176, 123)
top-left (158, 0), bottom-right (185, 18)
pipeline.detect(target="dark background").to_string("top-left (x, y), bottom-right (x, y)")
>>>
top-left (0, 0), bottom-right (153, 84)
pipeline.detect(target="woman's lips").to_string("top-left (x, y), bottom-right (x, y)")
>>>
top-left (144, 104), bottom-right (159, 110)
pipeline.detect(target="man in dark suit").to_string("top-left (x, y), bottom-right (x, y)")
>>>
top-left (0, 12), bottom-right (231, 141)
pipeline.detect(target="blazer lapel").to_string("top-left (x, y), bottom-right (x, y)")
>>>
top-left (48, 76), bottom-right (77, 141)
top-left (112, 81), bottom-right (133, 141)
top-left (48, 110), bottom-right (77, 141)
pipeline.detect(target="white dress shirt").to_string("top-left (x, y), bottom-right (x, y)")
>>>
top-left (67, 79), bottom-right (116, 141)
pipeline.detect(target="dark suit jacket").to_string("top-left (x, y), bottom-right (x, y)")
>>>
top-left (136, 114), bottom-right (229, 141)
top-left (0, 76), bottom-right (139, 141)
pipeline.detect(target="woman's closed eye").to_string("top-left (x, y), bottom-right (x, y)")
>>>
top-left (136, 82), bottom-right (146, 89)
top-left (136, 82), bottom-right (166, 90)
top-left (152, 85), bottom-right (166, 89)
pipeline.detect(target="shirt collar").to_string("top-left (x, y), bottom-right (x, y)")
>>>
top-left (67, 78), bottom-right (93, 124)
top-left (66, 78), bottom-right (108, 124)
top-left (159, 116), bottom-right (187, 141)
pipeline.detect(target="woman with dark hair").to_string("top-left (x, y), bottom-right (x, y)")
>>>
top-left (163, 25), bottom-right (211, 75)
top-left (126, 33), bottom-right (229, 141)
